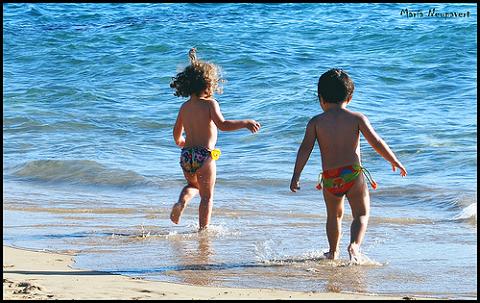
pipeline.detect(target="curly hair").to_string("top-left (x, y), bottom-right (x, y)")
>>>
top-left (170, 48), bottom-right (223, 98)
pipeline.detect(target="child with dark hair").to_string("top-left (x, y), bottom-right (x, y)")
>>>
top-left (290, 68), bottom-right (407, 262)
top-left (170, 48), bottom-right (261, 231)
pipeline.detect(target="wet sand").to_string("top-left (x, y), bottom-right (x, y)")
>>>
top-left (3, 245), bottom-right (429, 300)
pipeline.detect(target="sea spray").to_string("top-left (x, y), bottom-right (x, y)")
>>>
top-left (453, 202), bottom-right (477, 223)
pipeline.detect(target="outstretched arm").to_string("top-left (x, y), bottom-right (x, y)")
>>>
top-left (173, 108), bottom-right (185, 148)
top-left (208, 99), bottom-right (260, 133)
top-left (358, 114), bottom-right (407, 176)
top-left (290, 118), bottom-right (317, 192)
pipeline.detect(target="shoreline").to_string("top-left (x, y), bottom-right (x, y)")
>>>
top-left (3, 245), bottom-right (433, 300)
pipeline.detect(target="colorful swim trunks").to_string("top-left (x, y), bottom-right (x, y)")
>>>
top-left (316, 164), bottom-right (377, 196)
top-left (179, 146), bottom-right (218, 174)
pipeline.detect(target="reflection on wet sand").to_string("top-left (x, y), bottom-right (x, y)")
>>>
top-left (323, 261), bottom-right (368, 294)
top-left (169, 230), bottom-right (216, 287)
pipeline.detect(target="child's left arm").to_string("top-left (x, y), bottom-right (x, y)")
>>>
top-left (173, 110), bottom-right (185, 148)
top-left (358, 113), bottom-right (407, 176)
top-left (290, 118), bottom-right (317, 192)
top-left (209, 99), bottom-right (260, 133)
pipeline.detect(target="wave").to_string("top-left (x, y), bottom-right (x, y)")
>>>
top-left (453, 202), bottom-right (477, 225)
top-left (9, 159), bottom-right (149, 187)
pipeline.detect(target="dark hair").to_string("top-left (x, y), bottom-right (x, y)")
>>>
top-left (170, 48), bottom-right (223, 98)
top-left (317, 68), bottom-right (354, 103)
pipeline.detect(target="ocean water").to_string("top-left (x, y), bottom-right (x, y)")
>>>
top-left (3, 3), bottom-right (477, 299)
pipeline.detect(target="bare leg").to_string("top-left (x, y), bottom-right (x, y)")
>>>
top-left (196, 158), bottom-right (216, 231)
top-left (322, 189), bottom-right (345, 260)
top-left (170, 171), bottom-right (199, 224)
top-left (345, 174), bottom-right (370, 262)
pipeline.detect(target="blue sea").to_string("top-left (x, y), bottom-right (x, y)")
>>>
top-left (3, 3), bottom-right (477, 299)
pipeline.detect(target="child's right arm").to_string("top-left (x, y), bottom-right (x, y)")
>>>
top-left (290, 118), bottom-right (317, 192)
top-left (173, 107), bottom-right (185, 148)
top-left (358, 113), bottom-right (407, 176)
top-left (208, 99), bottom-right (260, 133)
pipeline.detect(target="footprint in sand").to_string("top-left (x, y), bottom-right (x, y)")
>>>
top-left (13, 282), bottom-right (42, 294)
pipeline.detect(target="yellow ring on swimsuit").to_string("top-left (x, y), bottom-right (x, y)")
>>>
top-left (211, 149), bottom-right (221, 161)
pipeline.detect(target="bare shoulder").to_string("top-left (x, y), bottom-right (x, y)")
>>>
top-left (199, 98), bottom-right (219, 111)
top-left (308, 113), bottom-right (326, 126)
top-left (178, 100), bottom-right (191, 113)
top-left (346, 109), bottom-right (369, 123)
top-left (201, 98), bottom-right (218, 105)
top-left (309, 113), bottom-right (324, 122)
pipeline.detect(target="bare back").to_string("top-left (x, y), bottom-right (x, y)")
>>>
top-left (314, 108), bottom-right (362, 170)
top-left (179, 98), bottom-right (218, 150)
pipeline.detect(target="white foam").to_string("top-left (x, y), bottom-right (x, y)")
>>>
top-left (453, 202), bottom-right (477, 221)
top-left (165, 222), bottom-right (240, 239)
top-left (200, 224), bottom-right (240, 237)
top-left (255, 247), bottom-right (328, 265)
top-left (254, 239), bottom-right (276, 263)
top-left (165, 231), bottom-right (178, 239)
top-left (139, 223), bottom-right (151, 238)
top-left (342, 253), bottom-right (384, 267)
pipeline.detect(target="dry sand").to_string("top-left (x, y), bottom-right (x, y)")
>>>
top-left (3, 245), bottom-right (428, 300)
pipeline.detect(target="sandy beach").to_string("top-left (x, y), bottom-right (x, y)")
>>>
top-left (3, 245), bottom-right (432, 300)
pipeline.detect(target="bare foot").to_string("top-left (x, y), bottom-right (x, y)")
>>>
top-left (170, 202), bottom-right (186, 224)
top-left (323, 251), bottom-right (339, 260)
top-left (348, 243), bottom-right (361, 263)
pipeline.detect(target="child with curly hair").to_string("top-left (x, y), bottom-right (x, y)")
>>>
top-left (290, 68), bottom-right (407, 262)
top-left (170, 48), bottom-right (261, 231)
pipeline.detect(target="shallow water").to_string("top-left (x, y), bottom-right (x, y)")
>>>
top-left (3, 3), bottom-right (477, 299)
